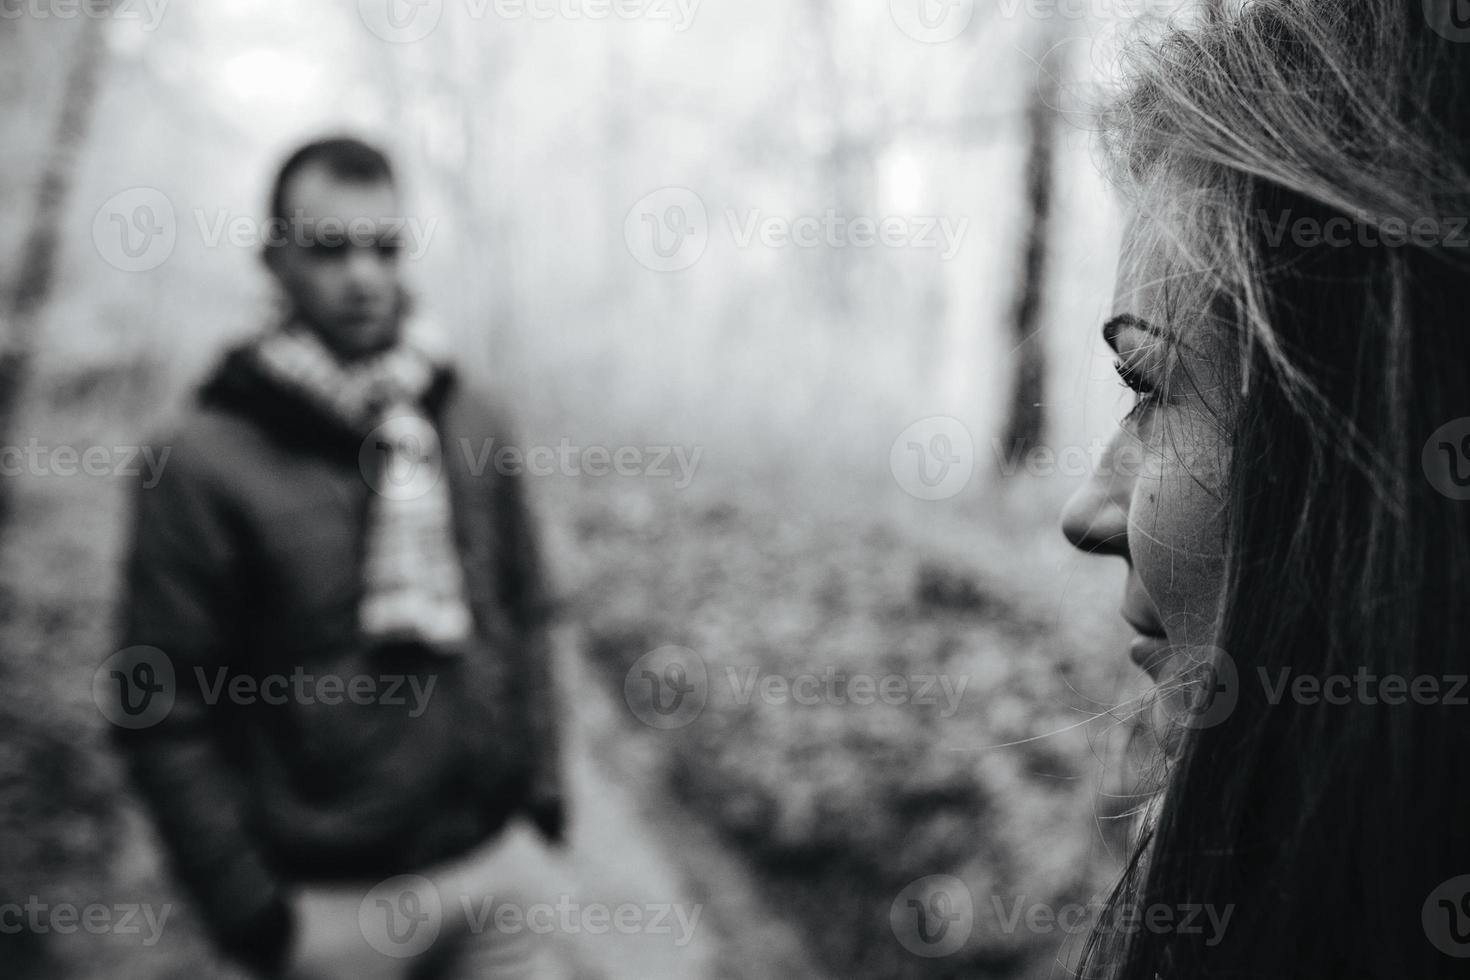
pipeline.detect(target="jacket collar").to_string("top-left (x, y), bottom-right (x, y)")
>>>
top-left (200, 335), bottom-right (457, 455)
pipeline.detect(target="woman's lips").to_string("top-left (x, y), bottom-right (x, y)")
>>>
top-left (1128, 632), bottom-right (1172, 677)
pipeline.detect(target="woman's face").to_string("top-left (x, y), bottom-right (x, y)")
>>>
top-left (1060, 214), bottom-right (1235, 685)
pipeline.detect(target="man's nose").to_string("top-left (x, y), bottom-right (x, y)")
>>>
top-left (1060, 429), bottom-right (1133, 558)
top-left (344, 247), bottom-right (388, 288)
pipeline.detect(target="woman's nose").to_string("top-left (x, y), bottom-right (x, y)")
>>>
top-left (1060, 430), bottom-right (1133, 559)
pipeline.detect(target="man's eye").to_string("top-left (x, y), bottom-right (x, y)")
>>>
top-left (306, 239), bottom-right (348, 257)
top-left (376, 238), bottom-right (403, 258)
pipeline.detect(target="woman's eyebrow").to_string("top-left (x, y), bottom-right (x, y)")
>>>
top-left (1102, 313), bottom-right (1163, 352)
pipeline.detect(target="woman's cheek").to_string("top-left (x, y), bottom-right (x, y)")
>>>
top-left (1127, 415), bottom-right (1231, 649)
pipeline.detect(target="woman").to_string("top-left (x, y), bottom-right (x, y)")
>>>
top-left (1060, 2), bottom-right (1470, 976)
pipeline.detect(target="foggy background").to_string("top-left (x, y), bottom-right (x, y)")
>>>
top-left (0, 1), bottom-right (1192, 978)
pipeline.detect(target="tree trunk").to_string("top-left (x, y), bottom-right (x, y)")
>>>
top-left (0, 12), bottom-right (109, 531)
top-left (1000, 37), bottom-right (1061, 470)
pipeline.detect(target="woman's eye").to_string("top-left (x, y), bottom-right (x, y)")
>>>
top-left (1114, 357), bottom-right (1161, 423)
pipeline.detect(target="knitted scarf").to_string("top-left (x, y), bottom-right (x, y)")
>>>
top-left (247, 318), bottom-right (473, 653)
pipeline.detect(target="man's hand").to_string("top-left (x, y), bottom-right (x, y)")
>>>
top-left (284, 887), bottom-right (411, 980)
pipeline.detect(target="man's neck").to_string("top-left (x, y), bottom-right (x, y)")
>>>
top-left (290, 315), bottom-right (402, 365)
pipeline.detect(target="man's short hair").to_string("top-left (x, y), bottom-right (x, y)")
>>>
top-left (267, 136), bottom-right (395, 244)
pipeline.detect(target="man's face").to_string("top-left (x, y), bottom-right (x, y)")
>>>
top-left (267, 162), bottom-right (404, 360)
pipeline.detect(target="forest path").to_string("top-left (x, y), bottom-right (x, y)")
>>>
top-left (525, 628), bottom-right (833, 980)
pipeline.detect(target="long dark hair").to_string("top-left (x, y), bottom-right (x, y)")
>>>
top-left (1083, 3), bottom-right (1470, 976)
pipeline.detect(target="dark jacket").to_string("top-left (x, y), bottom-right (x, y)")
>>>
top-left (114, 345), bottom-right (562, 974)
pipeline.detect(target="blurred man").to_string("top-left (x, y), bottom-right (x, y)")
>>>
top-left (114, 137), bottom-right (565, 979)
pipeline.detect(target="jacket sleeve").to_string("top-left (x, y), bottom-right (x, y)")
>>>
top-left (492, 434), bottom-right (565, 815)
top-left (112, 435), bottom-right (295, 975)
